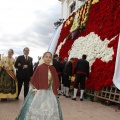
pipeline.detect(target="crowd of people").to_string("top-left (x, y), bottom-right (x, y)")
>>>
top-left (0, 47), bottom-right (90, 119)
top-left (52, 54), bottom-right (89, 101)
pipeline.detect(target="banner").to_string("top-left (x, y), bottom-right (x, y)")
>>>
top-left (113, 34), bottom-right (120, 90)
top-left (48, 24), bottom-right (62, 55)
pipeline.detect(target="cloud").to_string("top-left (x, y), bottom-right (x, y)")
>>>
top-left (0, 0), bottom-right (61, 62)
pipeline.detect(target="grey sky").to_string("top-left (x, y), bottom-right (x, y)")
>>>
top-left (0, 0), bottom-right (61, 62)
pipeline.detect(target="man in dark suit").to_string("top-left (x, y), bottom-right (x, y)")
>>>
top-left (64, 58), bottom-right (74, 97)
top-left (53, 54), bottom-right (60, 74)
top-left (53, 54), bottom-right (61, 95)
top-left (72, 54), bottom-right (89, 101)
top-left (15, 47), bottom-right (33, 99)
top-left (61, 57), bottom-right (68, 94)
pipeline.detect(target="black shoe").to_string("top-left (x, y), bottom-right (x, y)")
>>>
top-left (15, 97), bottom-right (19, 100)
top-left (63, 94), bottom-right (66, 96)
top-left (1, 98), bottom-right (7, 102)
top-left (72, 98), bottom-right (76, 101)
top-left (80, 98), bottom-right (83, 101)
top-left (58, 93), bottom-right (61, 96)
top-left (66, 96), bottom-right (71, 98)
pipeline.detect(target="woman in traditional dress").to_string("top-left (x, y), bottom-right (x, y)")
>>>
top-left (16, 51), bottom-right (63, 120)
top-left (0, 49), bottom-right (18, 101)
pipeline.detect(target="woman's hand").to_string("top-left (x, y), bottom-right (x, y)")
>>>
top-left (18, 63), bottom-right (21, 66)
top-left (33, 89), bottom-right (37, 95)
top-left (34, 91), bottom-right (37, 95)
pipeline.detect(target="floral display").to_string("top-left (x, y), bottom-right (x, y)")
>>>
top-left (55, 0), bottom-right (120, 91)
top-left (70, 0), bottom-right (92, 33)
top-left (68, 32), bottom-right (115, 66)
top-left (86, 36), bottom-right (119, 90)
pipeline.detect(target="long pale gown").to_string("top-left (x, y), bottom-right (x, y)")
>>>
top-left (16, 69), bottom-right (63, 120)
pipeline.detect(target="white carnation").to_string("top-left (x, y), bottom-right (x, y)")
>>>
top-left (68, 32), bottom-right (115, 66)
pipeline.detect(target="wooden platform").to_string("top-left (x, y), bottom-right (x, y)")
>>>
top-left (87, 85), bottom-right (120, 103)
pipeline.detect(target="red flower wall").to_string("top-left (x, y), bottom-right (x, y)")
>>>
top-left (56, 0), bottom-right (120, 90)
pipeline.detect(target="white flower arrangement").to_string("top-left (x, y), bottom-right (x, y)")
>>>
top-left (68, 32), bottom-right (114, 66)
top-left (56, 38), bottom-right (67, 56)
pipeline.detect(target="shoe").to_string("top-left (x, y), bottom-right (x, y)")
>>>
top-left (80, 98), bottom-right (83, 101)
top-left (15, 97), bottom-right (19, 100)
top-left (66, 96), bottom-right (71, 98)
top-left (72, 98), bottom-right (76, 101)
top-left (58, 93), bottom-right (61, 96)
top-left (63, 94), bottom-right (66, 96)
top-left (1, 98), bottom-right (7, 102)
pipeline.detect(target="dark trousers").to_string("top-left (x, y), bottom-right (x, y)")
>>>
top-left (58, 75), bottom-right (61, 90)
top-left (17, 78), bottom-right (30, 99)
top-left (62, 73), bottom-right (65, 85)
top-left (64, 74), bottom-right (71, 88)
top-left (74, 74), bottom-right (86, 90)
